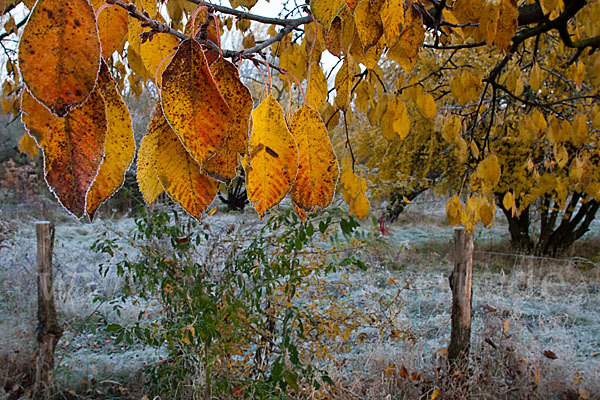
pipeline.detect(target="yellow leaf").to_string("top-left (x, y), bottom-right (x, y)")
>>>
top-left (479, 199), bottom-right (494, 227)
top-left (153, 104), bottom-right (219, 221)
top-left (446, 195), bottom-right (462, 226)
top-left (431, 388), bottom-right (441, 400)
top-left (456, 137), bottom-right (468, 163)
top-left (479, 1), bottom-right (499, 44)
top-left (529, 61), bottom-right (543, 92)
top-left (442, 114), bottom-right (462, 142)
top-left (95, 3), bottom-right (129, 58)
top-left (278, 40), bottom-right (308, 82)
top-left (477, 154), bottom-right (501, 188)
top-left (450, 70), bottom-right (481, 106)
top-left (349, 33), bottom-right (385, 69)
top-left (306, 62), bottom-right (328, 110)
top-left (204, 58), bottom-right (253, 183)
top-left (416, 91), bottom-right (437, 120)
top-left (245, 95), bottom-right (299, 218)
top-left (380, 0), bottom-right (404, 46)
top-left (570, 113), bottom-right (587, 147)
top-left (310, 0), bottom-right (345, 29)
top-left (340, 156), bottom-right (370, 219)
top-left (505, 68), bottom-right (524, 96)
top-left (579, 388), bottom-right (590, 400)
top-left (86, 61), bottom-right (135, 219)
top-left (502, 192), bottom-right (513, 211)
top-left (351, 188), bottom-right (370, 219)
top-left (17, 132), bottom-right (39, 158)
top-left (503, 319), bottom-right (509, 332)
top-left (232, 0), bottom-right (258, 9)
top-left (140, 19), bottom-right (179, 84)
top-left (591, 104), bottom-right (600, 129)
top-left (492, 0), bottom-right (519, 51)
top-left (387, 6), bottom-right (424, 73)
top-left (289, 105), bottom-right (339, 212)
top-left (242, 33), bottom-right (255, 49)
top-left (161, 39), bottom-right (232, 165)
top-left (127, 47), bottom-right (150, 82)
top-left (555, 144), bottom-right (569, 169)
top-left (334, 58), bottom-right (353, 110)
top-left (128, 14), bottom-right (146, 56)
top-left (137, 110), bottom-right (164, 205)
top-left (573, 371), bottom-right (583, 385)
top-left (21, 89), bottom-right (107, 218)
top-left (353, 0), bottom-right (383, 52)
top-left (382, 95), bottom-right (410, 140)
top-left (18, 0), bottom-right (101, 116)
top-left (320, 101), bottom-right (340, 130)
top-left (137, 0), bottom-right (158, 18)
top-left (540, 0), bottom-right (564, 17)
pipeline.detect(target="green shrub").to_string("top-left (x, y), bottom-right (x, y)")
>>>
top-left (92, 206), bottom-right (365, 399)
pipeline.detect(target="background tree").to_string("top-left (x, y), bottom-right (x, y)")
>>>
top-left (342, 1), bottom-right (600, 255)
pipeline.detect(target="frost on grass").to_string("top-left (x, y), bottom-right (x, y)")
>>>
top-left (0, 198), bottom-right (599, 398)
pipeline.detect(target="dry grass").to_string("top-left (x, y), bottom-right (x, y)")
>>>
top-left (0, 199), bottom-right (599, 399)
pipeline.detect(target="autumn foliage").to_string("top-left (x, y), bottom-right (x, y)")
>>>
top-left (0, 0), bottom-right (598, 244)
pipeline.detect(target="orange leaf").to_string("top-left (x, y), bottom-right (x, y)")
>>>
top-left (86, 61), bottom-right (135, 219)
top-left (543, 349), bottom-right (558, 359)
top-left (152, 104), bottom-right (219, 221)
top-left (17, 132), bottom-right (39, 158)
top-left (183, 8), bottom-right (220, 64)
top-left (399, 365), bottom-right (409, 378)
top-left (136, 109), bottom-right (163, 205)
top-left (95, 3), bottom-right (129, 58)
top-left (289, 105), bottom-right (339, 212)
top-left (21, 89), bottom-right (107, 217)
top-left (161, 38), bottom-right (231, 165)
top-left (18, 0), bottom-right (101, 116)
top-left (245, 95), bottom-right (299, 218)
top-left (292, 201), bottom-right (307, 222)
top-left (324, 17), bottom-right (343, 57)
top-left (204, 57), bottom-right (253, 183)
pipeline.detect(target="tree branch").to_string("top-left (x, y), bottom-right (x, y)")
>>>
top-left (108, 0), bottom-right (310, 61)
top-left (186, 0), bottom-right (312, 27)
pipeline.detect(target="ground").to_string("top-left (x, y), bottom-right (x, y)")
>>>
top-left (0, 193), bottom-right (599, 399)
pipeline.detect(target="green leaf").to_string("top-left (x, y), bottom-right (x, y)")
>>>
top-left (283, 370), bottom-right (299, 392)
top-left (106, 323), bottom-right (122, 332)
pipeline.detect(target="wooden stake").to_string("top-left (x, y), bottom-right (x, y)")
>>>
top-left (448, 227), bottom-right (474, 367)
top-left (33, 222), bottom-right (62, 399)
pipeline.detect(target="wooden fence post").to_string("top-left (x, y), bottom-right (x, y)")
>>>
top-left (33, 221), bottom-right (62, 399)
top-left (448, 227), bottom-right (474, 367)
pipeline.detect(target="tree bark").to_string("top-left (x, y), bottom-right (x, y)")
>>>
top-left (448, 228), bottom-right (474, 369)
top-left (498, 202), bottom-right (534, 253)
top-left (33, 222), bottom-right (62, 399)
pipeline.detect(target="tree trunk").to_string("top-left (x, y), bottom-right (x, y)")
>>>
top-left (537, 199), bottom-right (600, 257)
top-left (33, 222), bottom-right (63, 399)
top-left (448, 228), bottom-right (474, 368)
top-left (498, 202), bottom-right (534, 252)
